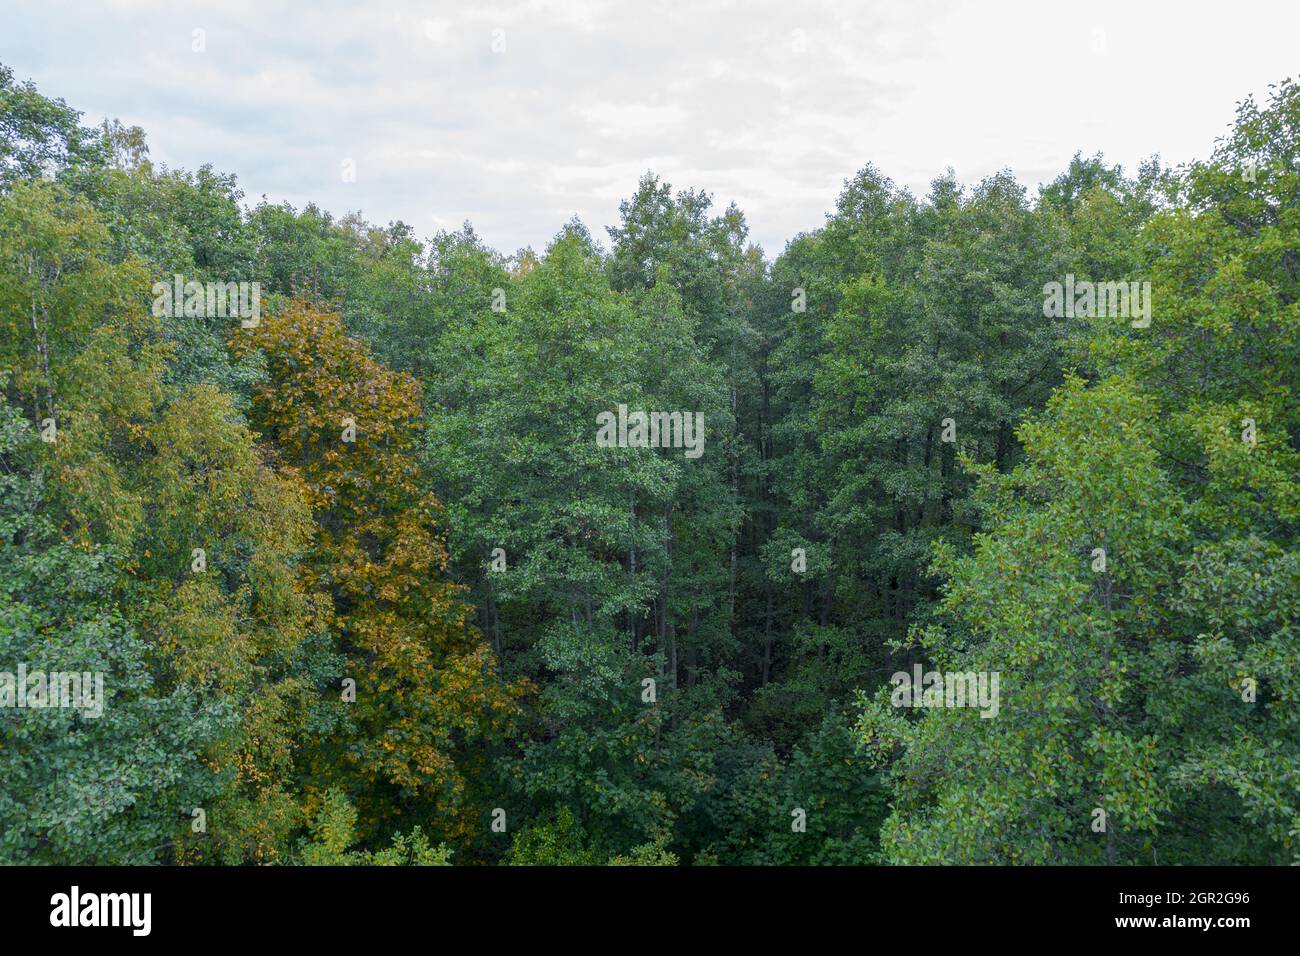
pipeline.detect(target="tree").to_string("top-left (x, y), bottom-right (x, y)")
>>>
top-left (0, 388), bottom-right (225, 864)
top-left (860, 80), bottom-right (1300, 865)
top-left (0, 64), bottom-right (106, 186)
top-left (1, 179), bottom-right (326, 863)
top-left (234, 297), bottom-right (524, 844)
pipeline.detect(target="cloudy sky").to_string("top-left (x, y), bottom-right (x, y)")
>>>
top-left (4, 0), bottom-right (1298, 256)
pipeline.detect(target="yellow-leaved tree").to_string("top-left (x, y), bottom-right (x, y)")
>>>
top-left (233, 297), bottom-right (525, 843)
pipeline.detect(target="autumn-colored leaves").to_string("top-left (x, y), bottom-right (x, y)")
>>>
top-left (235, 298), bottom-right (525, 841)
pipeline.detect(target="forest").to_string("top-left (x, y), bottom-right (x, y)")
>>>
top-left (1, 62), bottom-right (1297, 866)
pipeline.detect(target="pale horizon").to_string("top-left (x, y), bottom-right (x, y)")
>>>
top-left (5, 0), bottom-right (1298, 256)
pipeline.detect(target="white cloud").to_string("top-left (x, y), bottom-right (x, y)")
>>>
top-left (421, 18), bottom-right (453, 43)
top-left (3, 0), bottom-right (1299, 257)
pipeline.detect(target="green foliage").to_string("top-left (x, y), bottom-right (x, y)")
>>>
top-left (2, 57), bottom-right (1295, 868)
top-left (0, 388), bottom-right (227, 863)
top-left (299, 790), bottom-right (452, 866)
top-left (0, 64), bottom-right (106, 186)
top-left (860, 80), bottom-right (1300, 865)
top-left (505, 807), bottom-right (605, 866)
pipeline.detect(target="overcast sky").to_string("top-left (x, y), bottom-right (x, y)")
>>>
top-left (4, 0), bottom-right (1298, 257)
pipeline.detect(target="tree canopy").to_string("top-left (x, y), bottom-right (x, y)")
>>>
top-left (1, 63), bottom-right (1296, 867)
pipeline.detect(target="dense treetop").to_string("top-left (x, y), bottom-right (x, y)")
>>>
top-left (1, 64), bottom-right (1296, 865)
